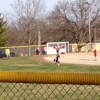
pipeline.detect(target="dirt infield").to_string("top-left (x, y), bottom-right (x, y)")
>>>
top-left (43, 52), bottom-right (100, 65)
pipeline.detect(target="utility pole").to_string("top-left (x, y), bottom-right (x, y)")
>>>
top-left (38, 30), bottom-right (41, 46)
top-left (94, 27), bottom-right (97, 50)
top-left (94, 28), bottom-right (97, 44)
top-left (86, 2), bottom-right (91, 51)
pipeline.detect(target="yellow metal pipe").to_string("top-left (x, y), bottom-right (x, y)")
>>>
top-left (0, 72), bottom-right (100, 85)
top-left (0, 45), bottom-right (46, 49)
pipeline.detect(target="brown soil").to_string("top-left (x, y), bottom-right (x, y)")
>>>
top-left (29, 52), bottom-right (100, 65)
top-left (29, 55), bottom-right (47, 63)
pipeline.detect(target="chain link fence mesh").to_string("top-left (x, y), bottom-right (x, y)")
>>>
top-left (1, 43), bottom-right (99, 57)
top-left (0, 82), bottom-right (100, 100)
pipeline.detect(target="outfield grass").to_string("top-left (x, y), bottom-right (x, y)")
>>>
top-left (0, 56), bottom-right (100, 73)
top-left (0, 56), bottom-right (100, 100)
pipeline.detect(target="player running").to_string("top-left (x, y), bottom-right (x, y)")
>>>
top-left (53, 55), bottom-right (60, 66)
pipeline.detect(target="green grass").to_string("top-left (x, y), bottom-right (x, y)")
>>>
top-left (0, 56), bottom-right (100, 100)
top-left (0, 56), bottom-right (100, 73)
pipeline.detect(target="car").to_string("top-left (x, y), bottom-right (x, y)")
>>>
top-left (0, 49), bottom-right (6, 58)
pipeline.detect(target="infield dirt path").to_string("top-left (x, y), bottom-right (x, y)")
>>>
top-left (43, 52), bottom-right (100, 65)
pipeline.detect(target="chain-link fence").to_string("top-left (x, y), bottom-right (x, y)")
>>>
top-left (9, 45), bottom-right (46, 56)
top-left (1, 43), bottom-right (100, 57)
top-left (0, 83), bottom-right (100, 100)
top-left (0, 72), bottom-right (100, 100)
top-left (0, 45), bottom-right (46, 57)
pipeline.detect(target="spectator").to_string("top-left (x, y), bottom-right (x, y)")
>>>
top-left (5, 48), bottom-right (10, 59)
top-left (36, 47), bottom-right (40, 55)
top-left (42, 46), bottom-right (45, 55)
top-left (38, 47), bottom-right (40, 55)
top-left (36, 48), bottom-right (39, 55)
top-left (25, 50), bottom-right (27, 56)
top-left (20, 50), bottom-right (24, 56)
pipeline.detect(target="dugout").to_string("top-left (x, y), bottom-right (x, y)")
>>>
top-left (46, 42), bottom-right (69, 55)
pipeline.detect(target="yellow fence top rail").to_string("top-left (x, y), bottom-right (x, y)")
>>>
top-left (0, 72), bottom-right (100, 85)
top-left (0, 45), bottom-right (46, 49)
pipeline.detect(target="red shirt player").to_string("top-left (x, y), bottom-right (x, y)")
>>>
top-left (93, 50), bottom-right (97, 61)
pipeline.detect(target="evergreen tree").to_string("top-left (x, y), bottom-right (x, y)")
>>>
top-left (0, 13), bottom-right (9, 46)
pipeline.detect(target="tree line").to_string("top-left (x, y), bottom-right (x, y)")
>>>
top-left (1, 0), bottom-right (100, 46)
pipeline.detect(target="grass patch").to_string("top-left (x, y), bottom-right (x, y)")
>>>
top-left (0, 56), bottom-right (99, 73)
top-left (0, 56), bottom-right (100, 99)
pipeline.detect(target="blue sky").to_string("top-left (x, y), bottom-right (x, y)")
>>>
top-left (0, 0), bottom-right (61, 13)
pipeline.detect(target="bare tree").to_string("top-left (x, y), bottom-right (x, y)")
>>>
top-left (4, 0), bottom-right (100, 46)
top-left (9, 0), bottom-right (45, 45)
top-left (4, 0), bottom-right (45, 55)
top-left (46, 0), bottom-right (100, 43)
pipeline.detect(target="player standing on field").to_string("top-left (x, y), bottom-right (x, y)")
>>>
top-left (56, 46), bottom-right (60, 56)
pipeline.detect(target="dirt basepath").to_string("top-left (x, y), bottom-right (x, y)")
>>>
top-left (43, 52), bottom-right (100, 65)
top-left (30, 52), bottom-right (100, 65)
